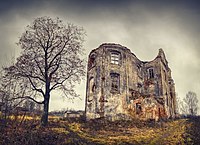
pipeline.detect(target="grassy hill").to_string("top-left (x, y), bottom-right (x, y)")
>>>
top-left (0, 115), bottom-right (199, 144)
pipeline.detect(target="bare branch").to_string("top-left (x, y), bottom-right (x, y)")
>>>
top-left (8, 96), bottom-right (44, 104)
top-left (27, 76), bottom-right (45, 96)
top-left (2, 16), bottom-right (86, 126)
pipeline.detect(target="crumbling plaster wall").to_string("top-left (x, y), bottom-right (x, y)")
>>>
top-left (85, 43), bottom-right (176, 121)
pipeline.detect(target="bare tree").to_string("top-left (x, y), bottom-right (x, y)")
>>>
top-left (175, 95), bottom-right (181, 114)
top-left (0, 69), bottom-right (27, 127)
top-left (4, 16), bottom-right (86, 126)
top-left (179, 99), bottom-right (188, 116)
top-left (183, 91), bottom-right (198, 116)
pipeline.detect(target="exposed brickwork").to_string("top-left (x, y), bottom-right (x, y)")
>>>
top-left (85, 43), bottom-right (176, 121)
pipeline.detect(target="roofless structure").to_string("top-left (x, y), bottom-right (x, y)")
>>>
top-left (85, 43), bottom-right (176, 121)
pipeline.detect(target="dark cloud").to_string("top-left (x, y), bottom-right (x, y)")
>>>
top-left (0, 0), bottom-right (41, 15)
top-left (0, 0), bottom-right (200, 111)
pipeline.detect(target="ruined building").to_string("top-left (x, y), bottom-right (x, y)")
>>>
top-left (85, 43), bottom-right (176, 121)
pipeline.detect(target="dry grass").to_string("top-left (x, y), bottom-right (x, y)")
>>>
top-left (0, 115), bottom-right (199, 144)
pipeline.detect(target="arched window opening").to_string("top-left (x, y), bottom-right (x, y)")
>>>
top-left (111, 51), bottom-right (120, 65)
top-left (89, 77), bottom-right (95, 94)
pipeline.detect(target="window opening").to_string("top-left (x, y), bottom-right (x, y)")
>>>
top-left (110, 73), bottom-right (120, 93)
top-left (89, 77), bottom-right (95, 94)
top-left (88, 54), bottom-right (96, 69)
top-left (148, 68), bottom-right (154, 79)
top-left (111, 52), bottom-right (120, 65)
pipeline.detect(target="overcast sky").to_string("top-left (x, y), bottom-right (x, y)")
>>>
top-left (0, 0), bottom-right (200, 111)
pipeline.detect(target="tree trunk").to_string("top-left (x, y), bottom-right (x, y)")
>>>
top-left (42, 49), bottom-right (50, 127)
top-left (41, 96), bottom-right (50, 126)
